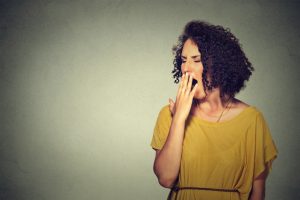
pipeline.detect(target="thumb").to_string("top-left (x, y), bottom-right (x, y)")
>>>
top-left (169, 98), bottom-right (175, 115)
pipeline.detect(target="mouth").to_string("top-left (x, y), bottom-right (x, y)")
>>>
top-left (192, 78), bottom-right (198, 89)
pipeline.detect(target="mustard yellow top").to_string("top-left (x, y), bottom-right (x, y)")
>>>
top-left (150, 105), bottom-right (278, 200)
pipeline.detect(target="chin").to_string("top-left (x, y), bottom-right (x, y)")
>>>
top-left (193, 90), bottom-right (207, 100)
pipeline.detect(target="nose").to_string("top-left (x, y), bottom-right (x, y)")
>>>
top-left (182, 61), bottom-right (192, 74)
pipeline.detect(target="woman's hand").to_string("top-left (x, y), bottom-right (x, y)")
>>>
top-left (169, 72), bottom-right (198, 122)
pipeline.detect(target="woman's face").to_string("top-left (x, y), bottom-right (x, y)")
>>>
top-left (181, 38), bottom-right (207, 99)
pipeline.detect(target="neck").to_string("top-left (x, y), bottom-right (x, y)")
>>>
top-left (194, 88), bottom-right (232, 114)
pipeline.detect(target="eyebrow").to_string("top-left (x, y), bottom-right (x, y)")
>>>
top-left (181, 55), bottom-right (201, 59)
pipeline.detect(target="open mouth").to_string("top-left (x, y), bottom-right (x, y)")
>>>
top-left (192, 78), bottom-right (198, 89)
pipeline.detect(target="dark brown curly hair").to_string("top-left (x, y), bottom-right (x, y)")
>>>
top-left (172, 20), bottom-right (254, 99)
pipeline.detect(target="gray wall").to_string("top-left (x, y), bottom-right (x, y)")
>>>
top-left (0, 0), bottom-right (299, 199)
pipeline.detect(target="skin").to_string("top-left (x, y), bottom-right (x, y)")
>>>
top-left (153, 39), bottom-right (267, 199)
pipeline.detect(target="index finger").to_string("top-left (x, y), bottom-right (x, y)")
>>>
top-left (177, 73), bottom-right (185, 98)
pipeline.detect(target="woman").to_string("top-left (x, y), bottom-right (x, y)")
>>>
top-left (150, 20), bottom-right (278, 200)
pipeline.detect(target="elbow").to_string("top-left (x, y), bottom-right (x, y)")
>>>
top-left (153, 167), bottom-right (177, 188)
top-left (158, 177), bottom-right (176, 188)
top-left (153, 159), bottom-right (178, 188)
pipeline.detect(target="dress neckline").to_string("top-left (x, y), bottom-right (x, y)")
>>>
top-left (189, 106), bottom-right (256, 126)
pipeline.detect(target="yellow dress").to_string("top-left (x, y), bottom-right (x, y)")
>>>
top-left (150, 105), bottom-right (278, 200)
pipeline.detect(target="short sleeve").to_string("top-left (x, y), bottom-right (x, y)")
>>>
top-left (150, 105), bottom-right (172, 150)
top-left (253, 111), bottom-right (278, 179)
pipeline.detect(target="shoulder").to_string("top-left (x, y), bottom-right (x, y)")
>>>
top-left (156, 104), bottom-right (172, 121)
top-left (231, 98), bottom-right (263, 119)
top-left (159, 104), bottom-right (170, 114)
top-left (231, 98), bottom-right (250, 110)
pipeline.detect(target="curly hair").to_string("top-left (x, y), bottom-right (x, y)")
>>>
top-left (172, 20), bottom-right (254, 99)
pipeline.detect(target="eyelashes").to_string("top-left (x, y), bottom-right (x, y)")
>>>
top-left (182, 60), bottom-right (201, 63)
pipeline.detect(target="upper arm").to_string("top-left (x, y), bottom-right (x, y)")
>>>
top-left (153, 149), bottom-right (161, 163)
top-left (155, 149), bottom-right (161, 156)
top-left (152, 149), bottom-right (161, 176)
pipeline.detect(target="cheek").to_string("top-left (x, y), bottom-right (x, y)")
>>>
top-left (195, 64), bottom-right (204, 78)
top-left (181, 63), bottom-right (186, 73)
top-left (197, 63), bottom-right (204, 72)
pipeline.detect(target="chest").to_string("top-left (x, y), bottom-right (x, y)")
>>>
top-left (190, 104), bottom-right (248, 123)
top-left (181, 123), bottom-right (247, 171)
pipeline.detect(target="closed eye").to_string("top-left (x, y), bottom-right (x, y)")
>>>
top-left (182, 60), bottom-right (201, 63)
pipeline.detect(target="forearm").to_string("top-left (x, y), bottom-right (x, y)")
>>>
top-left (154, 116), bottom-right (185, 188)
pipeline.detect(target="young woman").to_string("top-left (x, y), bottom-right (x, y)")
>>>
top-left (150, 20), bottom-right (278, 200)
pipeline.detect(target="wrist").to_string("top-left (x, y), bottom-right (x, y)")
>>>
top-left (172, 114), bottom-right (186, 124)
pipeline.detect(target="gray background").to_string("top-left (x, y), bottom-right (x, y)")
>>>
top-left (0, 0), bottom-right (299, 199)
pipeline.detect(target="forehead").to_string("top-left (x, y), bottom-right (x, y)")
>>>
top-left (181, 39), bottom-right (201, 56)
